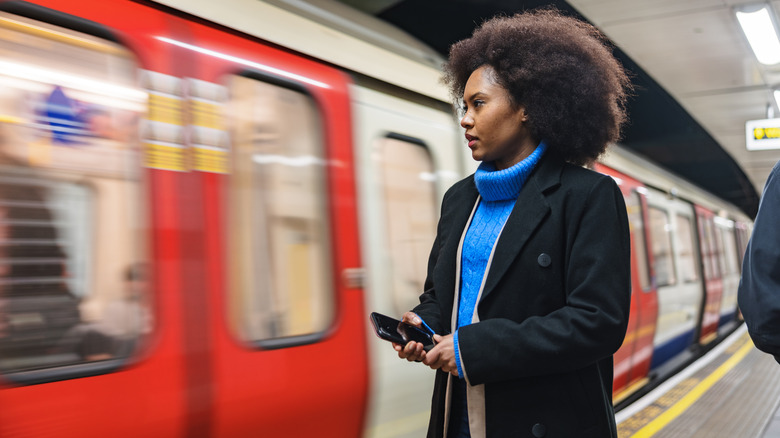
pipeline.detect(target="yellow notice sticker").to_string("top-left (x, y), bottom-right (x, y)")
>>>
top-left (144, 142), bottom-right (187, 172)
top-left (148, 93), bottom-right (183, 126)
top-left (190, 99), bottom-right (223, 130)
top-left (193, 146), bottom-right (228, 174)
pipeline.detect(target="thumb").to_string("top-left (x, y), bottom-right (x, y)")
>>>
top-left (433, 334), bottom-right (444, 343)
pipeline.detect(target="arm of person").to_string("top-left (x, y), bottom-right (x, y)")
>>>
top-left (739, 162), bottom-right (780, 362)
top-left (455, 176), bottom-right (631, 385)
top-left (393, 187), bottom-right (452, 362)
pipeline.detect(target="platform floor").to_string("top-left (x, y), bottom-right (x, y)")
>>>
top-left (616, 324), bottom-right (780, 438)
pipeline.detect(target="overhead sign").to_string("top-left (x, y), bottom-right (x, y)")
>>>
top-left (746, 118), bottom-right (780, 150)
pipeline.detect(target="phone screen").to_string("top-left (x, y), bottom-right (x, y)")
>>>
top-left (370, 312), bottom-right (435, 349)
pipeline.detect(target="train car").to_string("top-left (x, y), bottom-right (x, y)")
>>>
top-left (600, 147), bottom-right (752, 404)
top-left (0, 0), bottom-right (752, 437)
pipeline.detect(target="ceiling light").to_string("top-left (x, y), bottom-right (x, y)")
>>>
top-left (775, 89), bottom-right (780, 113)
top-left (736, 6), bottom-right (780, 65)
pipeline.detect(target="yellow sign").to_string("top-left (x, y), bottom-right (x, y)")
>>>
top-left (144, 142), bottom-right (187, 172)
top-left (193, 146), bottom-right (228, 173)
top-left (753, 126), bottom-right (780, 140)
top-left (746, 118), bottom-right (780, 150)
top-left (148, 93), bottom-right (183, 126)
top-left (190, 99), bottom-right (223, 130)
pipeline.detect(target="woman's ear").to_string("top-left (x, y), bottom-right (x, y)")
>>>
top-left (516, 106), bottom-right (529, 123)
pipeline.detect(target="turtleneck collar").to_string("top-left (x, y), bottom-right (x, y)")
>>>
top-left (474, 142), bottom-right (547, 202)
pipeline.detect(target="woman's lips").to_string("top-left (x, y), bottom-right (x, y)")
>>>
top-left (465, 134), bottom-right (477, 148)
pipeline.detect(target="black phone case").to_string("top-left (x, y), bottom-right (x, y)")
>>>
top-left (369, 312), bottom-right (434, 350)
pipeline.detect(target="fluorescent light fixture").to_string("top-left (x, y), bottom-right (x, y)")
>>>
top-left (736, 6), bottom-right (780, 65)
top-left (775, 89), bottom-right (780, 112)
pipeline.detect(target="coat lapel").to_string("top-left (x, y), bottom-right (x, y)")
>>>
top-left (437, 177), bottom-right (479, 325)
top-left (480, 155), bottom-right (563, 301)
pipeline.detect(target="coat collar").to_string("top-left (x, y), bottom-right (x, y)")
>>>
top-left (447, 153), bottom-right (564, 306)
top-left (480, 153), bottom-right (563, 300)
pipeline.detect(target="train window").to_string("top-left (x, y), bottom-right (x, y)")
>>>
top-left (675, 214), bottom-right (699, 283)
top-left (0, 12), bottom-right (148, 379)
top-left (627, 191), bottom-right (651, 291)
top-left (226, 75), bottom-right (333, 345)
top-left (712, 222), bottom-right (727, 276)
top-left (648, 207), bottom-right (676, 287)
top-left (719, 226), bottom-right (739, 276)
top-left (375, 135), bottom-right (437, 315)
top-left (699, 218), bottom-right (720, 280)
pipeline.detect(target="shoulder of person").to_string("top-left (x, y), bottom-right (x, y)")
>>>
top-left (557, 162), bottom-right (616, 193)
top-left (768, 160), bottom-right (780, 184)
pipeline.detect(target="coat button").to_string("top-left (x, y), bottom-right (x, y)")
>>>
top-left (532, 423), bottom-right (546, 437)
top-left (537, 253), bottom-right (551, 268)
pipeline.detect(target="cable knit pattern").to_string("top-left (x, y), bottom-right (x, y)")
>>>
top-left (449, 142), bottom-right (546, 438)
top-left (454, 142), bottom-right (547, 376)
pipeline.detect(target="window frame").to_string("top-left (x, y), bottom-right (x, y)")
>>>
top-left (674, 213), bottom-right (700, 284)
top-left (628, 190), bottom-right (653, 292)
top-left (225, 69), bottom-right (337, 350)
top-left (374, 132), bottom-right (438, 316)
top-left (0, 9), bottom-right (148, 385)
top-left (647, 205), bottom-right (677, 288)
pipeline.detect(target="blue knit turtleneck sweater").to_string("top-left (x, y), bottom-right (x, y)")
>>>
top-left (449, 142), bottom-right (546, 437)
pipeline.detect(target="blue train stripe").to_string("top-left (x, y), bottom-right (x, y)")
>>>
top-left (718, 311), bottom-right (737, 328)
top-left (650, 329), bottom-right (696, 370)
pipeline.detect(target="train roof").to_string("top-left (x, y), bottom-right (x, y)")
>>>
top-left (603, 145), bottom-right (751, 222)
top-left (151, 0), bottom-right (451, 102)
top-left (151, 0), bottom-right (749, 223)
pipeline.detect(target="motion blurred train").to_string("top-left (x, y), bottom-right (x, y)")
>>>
top-left (0, 0), bottom-right (752, 437)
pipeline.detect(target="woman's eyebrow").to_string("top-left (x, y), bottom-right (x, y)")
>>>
top-left (464, 91), bottom-right (487, 102)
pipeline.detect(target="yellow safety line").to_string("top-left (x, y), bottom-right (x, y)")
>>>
top-left (629, 339), bottom-right (754, 437)
top-left (614, 377), bottom-right (650, 405)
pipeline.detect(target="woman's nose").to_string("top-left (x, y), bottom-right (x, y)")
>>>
top-left (460, 113), bottom-right (473, 129)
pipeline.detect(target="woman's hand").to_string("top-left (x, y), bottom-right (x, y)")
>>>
top-left (393, 312), bottom-right (427, 362)
top-left (423, 334), bottom-right (459, 377)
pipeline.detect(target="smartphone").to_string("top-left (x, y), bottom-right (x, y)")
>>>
top-left (369, 312), bottom-right (435, 351)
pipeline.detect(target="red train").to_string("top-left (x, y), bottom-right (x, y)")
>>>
top-left (0, 1), bottom-right (751, 437)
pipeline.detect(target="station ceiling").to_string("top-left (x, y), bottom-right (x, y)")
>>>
top-left (337, 0), bottom-right (780, 218)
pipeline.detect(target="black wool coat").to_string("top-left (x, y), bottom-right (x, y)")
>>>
top-left (739, 160), bottom-right (780, 363)
top-left (412, 153), bottom-right (631, 438)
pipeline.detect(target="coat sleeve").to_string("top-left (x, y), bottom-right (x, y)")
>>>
top-left (457, 175), bottom-right (631, 384)
top-left (739, 162), bottom-right (780, 363)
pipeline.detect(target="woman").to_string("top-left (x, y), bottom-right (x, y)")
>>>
top-left (394, 9), bottom-right (633, 438)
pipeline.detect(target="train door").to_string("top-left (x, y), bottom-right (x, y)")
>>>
top-left (0, 2), bottom-right (189, 436)
top-left (713, 216), bottom-right (740, 329)
top-left (644, 189), bottom-right (704, 369)
top-left (349, 83), bottom-right (461, 438)
top-left (694, 206), bottom-right (724, 344)
top-left (594, 164), bottom-right (658, 402)
top-left (178, 21), bottom-right (369, 437)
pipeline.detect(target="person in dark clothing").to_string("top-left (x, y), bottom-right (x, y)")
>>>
top-left (0, 153), bottom-right (81, 371)
top-left (739, 160), bottom-right (780, 363)
top-left (392, 10), bottom-right (633, 437)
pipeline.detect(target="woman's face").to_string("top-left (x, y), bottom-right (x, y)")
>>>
top-left (460, 66), bottom-right (536, 170)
